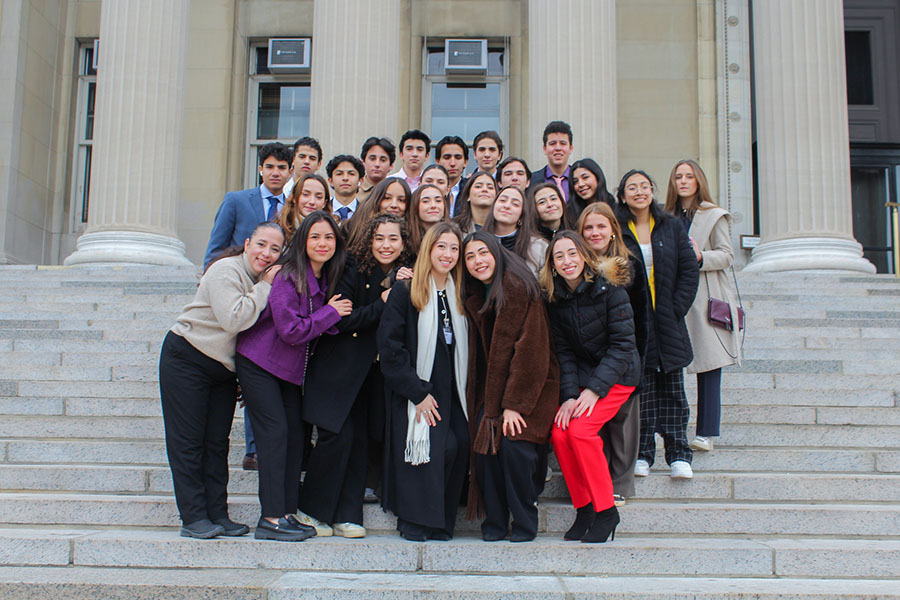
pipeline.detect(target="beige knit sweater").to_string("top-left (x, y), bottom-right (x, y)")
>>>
top-left (170, 254), bottom-right (272, 372)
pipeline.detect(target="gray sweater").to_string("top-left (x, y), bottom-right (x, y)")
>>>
top-left (171, 254), bottom-right (272, 372)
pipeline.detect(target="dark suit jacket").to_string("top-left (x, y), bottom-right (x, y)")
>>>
top-left (451, 176), bottom-right (467, 218)
top-left (203, 187), bottom-right (266, 268)
top-left (527, 165), bottom-right (571, 204)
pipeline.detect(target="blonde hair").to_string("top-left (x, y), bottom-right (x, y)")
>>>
top-left (538, 231), bottom-right (599, 303)
top-left (410, 222), bottom-right (465, 312)
top-left (576, 203), bottom-right (629, 260)
top-left (664, 159), bottom-right (715, 218)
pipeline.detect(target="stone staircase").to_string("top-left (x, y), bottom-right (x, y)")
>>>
top-left (0, 265), bottom-right (898, 598)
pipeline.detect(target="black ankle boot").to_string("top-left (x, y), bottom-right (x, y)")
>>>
top-left (564, 504), bottom-right (595, 540)
top-left (582, 505), bottom-right (619, 543)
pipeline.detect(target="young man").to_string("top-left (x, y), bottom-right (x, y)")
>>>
top-left (203, 142), bottom-right (292, 472)
top-left (390, 129), bottom-right (431, 191)
top-left (529, 121), bottom-right (574, 203)
top-left (358, 137), bottom-right (396, 203)
top-left (283, 136), bottom-right (324, 197)
top-left (473, 130), bottom-right (504, 177)
top-left (326, 154), bottom-right (365, 222)
top-left (496, 156), bottom-right (532, 192)
top-left (435, 135), bottom-right (469, 216)
top-left (203, 142), bottom-right (292, 268)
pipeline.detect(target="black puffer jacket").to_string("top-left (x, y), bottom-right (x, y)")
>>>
top-left (546, 257), bottom-right (642, 402)
top-left (619, 211), bottom-right (699, 373)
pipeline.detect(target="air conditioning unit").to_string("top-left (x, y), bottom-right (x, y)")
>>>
top-left (92, 39), bottom-right (100, 71)
top-left (444, 39), bottom-right (487, 75)
top-left (267, 38), bottom-right (311, 72)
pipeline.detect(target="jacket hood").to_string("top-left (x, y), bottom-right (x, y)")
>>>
top-left (597, 256), bottom-right (631, 288)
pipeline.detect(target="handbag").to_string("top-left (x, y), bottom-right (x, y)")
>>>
top-left (705, 270), bottom-right (744, 331)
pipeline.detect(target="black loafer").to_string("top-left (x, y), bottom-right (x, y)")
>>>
top-left (180, 519), bottom-right (225, 539)
top-left (213, 517), bottom-right (250, 536)
top-left (254, 517), bottom-right (315, 541)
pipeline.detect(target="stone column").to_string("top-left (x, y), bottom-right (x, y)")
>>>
top-left (527, 0), bottom-right (617, 180)
top-left (745, 0), bottom-right (874, 273)
top-left (309, 0), bottom-right (401, 158)
top-left (65, 0), bottom-right (192, 266)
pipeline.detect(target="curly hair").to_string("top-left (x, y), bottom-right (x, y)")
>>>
top-left (348, 213), bottom-right (414, 276)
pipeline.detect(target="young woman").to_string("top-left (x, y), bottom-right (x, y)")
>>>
top-left (344, 178), bottom-right (412, 248)
top-left (576, 202), bottom-right (650, 506)
top-left (483, 185), bottom-right (549, 277)
top-left (530, 182), bottom-right (572, 241)
top-left (407, 183), bottom-right (448, 252)
top-left (453, 171), bottom-right (497, 235)
top-left (278, 172), bottom-right (331, 241)
top-left (665, 159), bottom-right (742, 452)
top-left (615, 170), bottom-right (699, 480)
top-left (376, 222), bottom-right (470, 541)
top-left (159, 222), bottom-right (284, 539)
top-left (236, 211), bottom-right (352, 541)
top-left (298, 214), bottom-right (415, 538)
top-left (421, 164), bottom-right (451, 199)
top-left (462, 231), bottom-right (559, 542)
top-left (496, 156), bottom-right (532, 191)
top-left (539, 231), bottom-right (641, 543)
top-left (568, 158), bottom-right (616, 225)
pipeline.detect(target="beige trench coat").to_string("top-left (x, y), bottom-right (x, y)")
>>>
top-left (685, 202), bottom-right (743, 373)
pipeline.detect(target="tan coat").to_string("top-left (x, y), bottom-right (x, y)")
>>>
top-left (685, 202), bottom-right (743, 373)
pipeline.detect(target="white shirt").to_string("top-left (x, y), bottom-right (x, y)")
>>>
top-left (639, 242), bottom-right (653, 280)
top-left (259, 184), bottom-right (285, 220)
top-left (331, 197), bottom-right (359, 220)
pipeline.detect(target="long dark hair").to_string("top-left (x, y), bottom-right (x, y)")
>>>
top-left (275, 210), bottom-right (346, 298)
top-left (568, 158), bottom-right (615, 224)
top-left (528, 181), bottom-right (574, 236)
top-left (407, 183), bottom-right (448, 251)
top-left (344, 177), bottom-right (412, 248)
top-left (483, 185), bottom-right (542, 264)
top-left (462, 230), bottom-right (539, 314)
top-left (348, 213), bottom-right (414, 276)
top-left (615, 169), bottom-right (668, 224)
top-left (453, 171), bottom-right (496, 233)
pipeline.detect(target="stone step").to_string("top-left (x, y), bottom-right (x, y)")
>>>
top-left (4, 439), bottom-right (898, 474)
top-left (1, 567), bottom-right (897, 600)
top-left (3, 463), bottom-right (899, 504)
top-left (1, 493), bottom-right (898, 537)
top-left (2, 527), bottom-right (899, 579)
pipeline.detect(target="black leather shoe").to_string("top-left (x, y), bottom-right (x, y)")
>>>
top-left (213, 517), bottom-right (250, 536)
top-left (428, 530), bottom-right (451, 541)
top-left (242, 454), bottom-right (258, 471)
top-left (180, 519), bottom-right (225, 539)
top-left (255, 517), bottom-right (315, 541)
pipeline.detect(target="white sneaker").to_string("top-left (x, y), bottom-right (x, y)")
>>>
top-left (332, 522), bottom-right (366, 538)
top-left (690, 436), bottom-right (713, 452)
top-left (634, 459), bottom-right (650, 477)
top-left (670, 460), bottom-right (693, 479)
top-left (295, 510), bottom-right (333, 536)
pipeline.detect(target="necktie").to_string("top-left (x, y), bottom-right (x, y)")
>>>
top-left (337, 206), bottom-right (351, 221)
top-left (552, 175), bottom-right (566, 202)
top-left (266, 196), bottom-right (279, 221)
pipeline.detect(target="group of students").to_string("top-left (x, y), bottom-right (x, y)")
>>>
top-left (160, 120), bottom-right (742, 544)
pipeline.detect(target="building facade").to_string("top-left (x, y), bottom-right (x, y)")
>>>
top-left (0, 0), bottom-right (896, 272)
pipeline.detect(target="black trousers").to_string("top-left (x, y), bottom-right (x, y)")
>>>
top-left (299, 389), bottom-right (368, 525)
top-left (235, 354), bottom-right (304, 518)
top-left (158, 332), bottom-right (237, 524)
top-left (600, 390), bottom-right (640, 497)
top-left (476, 434), bottom-right (540, 540)
top-left (695, 368), bottom-right (722, 437)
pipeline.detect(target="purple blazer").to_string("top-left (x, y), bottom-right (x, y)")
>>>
top-left (236, 265), bottom-right (340, 386)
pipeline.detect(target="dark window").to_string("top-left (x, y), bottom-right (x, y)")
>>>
top-left (845, 30), bottom-right (874, 105)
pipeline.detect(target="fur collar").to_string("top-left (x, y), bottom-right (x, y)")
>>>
top-left (596, 256), bottom-right (631, 288)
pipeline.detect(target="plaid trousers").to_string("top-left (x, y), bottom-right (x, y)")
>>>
top-left (638, 369), bottom-right (692, 466)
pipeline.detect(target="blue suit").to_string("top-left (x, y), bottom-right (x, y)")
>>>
top-left (203, 187), bottom-right (267, 268)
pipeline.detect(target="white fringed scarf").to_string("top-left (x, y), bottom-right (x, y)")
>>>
top-left (405, 275), bottom-right (469, 465)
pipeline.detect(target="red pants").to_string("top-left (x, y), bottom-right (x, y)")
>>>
top-left (551, 384), bottom-right (635, 512)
